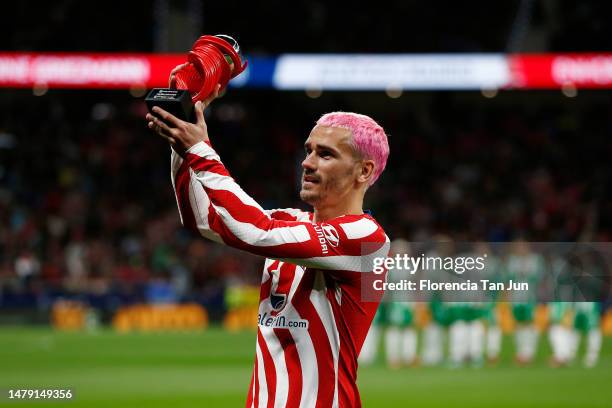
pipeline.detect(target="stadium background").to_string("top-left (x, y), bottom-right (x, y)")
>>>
top-left (1, 1), bottom-right (611, 407)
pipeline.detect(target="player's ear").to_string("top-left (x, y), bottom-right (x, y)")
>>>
top-left (357, 159), bottom-right (375, 184)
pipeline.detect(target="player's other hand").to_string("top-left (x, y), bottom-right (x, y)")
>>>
top-left (146, 83), bottom-right (221, 154)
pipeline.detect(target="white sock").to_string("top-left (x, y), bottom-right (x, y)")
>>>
top-left (568, 329), bottom-right (580, 361)
top-left (549, 325), bottom-right (570, 362)
top-left (385, 327), bottom-right (401, 366)
top-left (422, 323), bottom-right (444, 365)
top-left (486, 325), bottom-right (502, 359)
top-left (515, 325), bottom-right (536, 360)
top-left (524, 325), bottom-right (539, 360)
top-left (401, 328), bottom-right (417, 364)
top-left (515, 326), bottom-right (526, 359)
top-left (468, 320), bottom-right (485, 361)
top-left (549, 325), bottom-right (560, 360)
top-left (585, 329), bottom-right (602, 367)
top-left (449, 321), bottom-right (468, 364)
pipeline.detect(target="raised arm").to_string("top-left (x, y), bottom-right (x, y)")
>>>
top-left (171, 146), bottom-right (223, 244)
top-left (177, 140), bottom-right (389, 270)
top-left (147, 103), bottom-right (388, 271)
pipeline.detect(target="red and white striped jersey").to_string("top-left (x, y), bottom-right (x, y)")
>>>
top-left (171, 141), bottom-right (390, 408)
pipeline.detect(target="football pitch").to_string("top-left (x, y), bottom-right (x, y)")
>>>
top-left (0, 327), bottom-right (610, 407)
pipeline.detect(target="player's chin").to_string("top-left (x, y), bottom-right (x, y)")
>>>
top-left (299, 188), bottom-right (319, 204)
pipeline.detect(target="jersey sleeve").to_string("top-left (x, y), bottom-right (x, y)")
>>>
top-left (171, 146), bottom-right (224, 244)
top-left (264, 208), bottom-right (311, 222)
top-left (171, 141), bottom-right (390, 271)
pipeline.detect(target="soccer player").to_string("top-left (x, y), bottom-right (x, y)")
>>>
top-left (421, 238), bottom-right (454, 366)
top-left (473, 242), bottom-right (504, 364)
top-left (383, 239), bottom-right (418, 369)
top-left (548, 302), bottom-right (603, 368)
top-left (571, 302), bottom-right (602, 368)
top-left (548, 301), bottom-right (573, 366)
top-left (446, 245), bottom-right (481, 368)
top-left (146, 88), bottom-right (390, 407)
top-left (506, 240), bottom-right (545, 365)
top-left (547, 254), bottom-right (575, 367)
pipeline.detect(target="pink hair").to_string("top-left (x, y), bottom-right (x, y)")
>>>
top-left (316, 112), bottom-right (389, 185)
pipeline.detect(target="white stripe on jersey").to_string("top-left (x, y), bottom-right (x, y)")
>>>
top-left (259, 327), bottom-right (289, 408)
top-left (285, 266), bottom-right (318, 408)
top-left (339, 217), bottom-right (379, 239)
top-left (189, 169), bottom-right (224, 243)
top-left (309, 271), bottom-right (340, 408)
top-left (186, 141), bottom-right (221, 162)
top-left (196, 169), bottom-right (267, 211)
top-left (293, 329), bottom-right (317, 408)
top-left (211, 204), bottom-right (311, 247)
top-left (255, 339), bottom-right (269, 407)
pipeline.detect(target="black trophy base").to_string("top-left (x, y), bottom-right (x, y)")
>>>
top-left (145, 88), bottom-right (194, 123)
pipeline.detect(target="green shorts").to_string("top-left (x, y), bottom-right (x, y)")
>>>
top-left (574, 303), bottom-right (600, 332)
top-left (512, 303), bottom-right (535, 323)
top-left (387, 302), bottom-right (414, 327)
top-left (431, 301), bottom-right (454, 327)
top-left (445, 303), bottom-right (486, 322)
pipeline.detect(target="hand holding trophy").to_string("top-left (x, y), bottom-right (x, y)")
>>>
top-left (145, 34), bottom-right (247, 122)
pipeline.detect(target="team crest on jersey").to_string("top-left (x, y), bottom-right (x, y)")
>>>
top-left (265, 261), bottom-right (291, 316)
top-left (270, 291), bottom-right (287, 314)
top-left (321, 223), bottom-right (340, 247)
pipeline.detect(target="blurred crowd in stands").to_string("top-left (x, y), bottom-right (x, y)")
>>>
top-left (0, 89), bottom-right (609, 317)
top-left (4, 1), bottom-right (612, 54)
top-left (1, 0), bottom-right (611, 318)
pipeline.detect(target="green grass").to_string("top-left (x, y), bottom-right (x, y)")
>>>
top-left (0, 327), bottom-right (610, 407)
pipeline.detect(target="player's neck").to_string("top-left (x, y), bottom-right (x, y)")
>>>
top-left (313, 196), bottom-right (363, 223)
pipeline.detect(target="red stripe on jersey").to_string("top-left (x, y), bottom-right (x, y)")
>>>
top-left (203, 199), bottom-right (254, 249)
top-left (202, 189), bottom-right (273, 230)
top-left (274, 329), bottom-right (303, 407)
top-left (257, 331), bottom-right (277, 408)
top-left (254, 356), bottom-right (260, 408)
top-left (332, 272), bottom-right (382, 407)
top-left (291, 272), bottom-right (336, 407)
top-left (175, 161), bottom-right (197, 231)
top-left (185, 153), bottom-right (230, 176)
top-left (268, 210), bottom-right (299, 221)
top-left (328, 283), bottom-right (360, 408)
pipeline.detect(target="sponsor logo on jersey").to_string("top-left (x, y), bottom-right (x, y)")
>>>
top-left (321, 223), bottom-right (340, 247)
top-left (258, 312), bottom-right (309, 329)
top-left (313, 224), bottom-right (329, 254)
